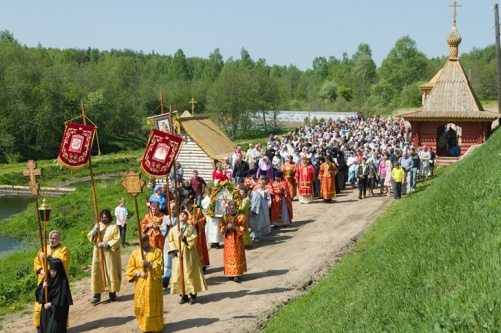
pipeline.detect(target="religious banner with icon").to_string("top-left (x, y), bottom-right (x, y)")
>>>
top-left (57, 122), bottom-right (96, 168)
top-left (145, 113), bottom-right (172, 133)
top-left (141, 128), bottom-right (183, 177)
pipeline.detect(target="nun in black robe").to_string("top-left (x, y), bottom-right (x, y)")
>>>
top-left (35, 257), bottom-right (73, 333)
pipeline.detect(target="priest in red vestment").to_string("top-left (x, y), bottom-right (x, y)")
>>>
top-left (220, 200), bottom-right (247, 282)
top-left (318, 156), bottom-right (338, 202)
top-left (270, 171), bottom-right (293, 226)
top-left (295, 156), bottom-right (315, 204)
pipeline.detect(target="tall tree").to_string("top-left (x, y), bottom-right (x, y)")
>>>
top-left (379, 36), bottom-right (429, 90)
top-left (207, 61), bottom-right (255, 138)
top-left (254, 60), bottom-right (280, 130)
top-left (203, 48), bottom-right (224, 82)
top-left (352, 43), bottom-right (377, 101)
top-left (167, 49), bottom-right (191, 81)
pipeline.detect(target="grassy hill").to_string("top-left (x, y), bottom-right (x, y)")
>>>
top-left (0, 150), bottom-right (153, 316)
top-left (264, 129), bottom-right (501, 332)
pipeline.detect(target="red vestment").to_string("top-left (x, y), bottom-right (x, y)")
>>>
top-left (141, 213), bottom-right (165, 251)
top-left (188, 206), bottom-right (210, 267)
top-left (319, 162), bottom-right (338, 200)
top-left (220, 213), bottom-right (247, 276)
top-left (281, 162), bottom-right (297, 198)
top-left (295, 164), bottom-right (315, 198)
top-left (270, 180), bottom-right (293, 224)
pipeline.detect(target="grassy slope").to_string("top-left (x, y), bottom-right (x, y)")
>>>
top-left (0, 150), bottom-right (143, 185)
top-left (0, 153), bottom-right (152, 315)
top-left (264, 129), bottom-right (501, 332)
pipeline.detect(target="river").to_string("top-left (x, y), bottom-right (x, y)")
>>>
top-left (0, 196), bottom-right (32, 255)
top-left (0, 196), bottom-right (30, 220)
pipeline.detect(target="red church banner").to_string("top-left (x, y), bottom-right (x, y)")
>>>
top-left (141, 129), bottom-right (183, 177)
top-left (57, 122), bottom-right (96, 168)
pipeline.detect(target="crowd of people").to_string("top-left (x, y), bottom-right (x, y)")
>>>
top-left (32, 115), bottom-right (439, 332)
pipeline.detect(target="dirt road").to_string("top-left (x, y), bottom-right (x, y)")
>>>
top-left (3, 188), bottom-right (390, 333)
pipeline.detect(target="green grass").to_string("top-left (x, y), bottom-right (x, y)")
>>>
top-left (263, 129), bottom-right (501, 332)
top-left (0, 149), bottom-right (143, 186)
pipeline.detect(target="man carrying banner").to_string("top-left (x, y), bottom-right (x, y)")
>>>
top-left (167, 210), bottom-right (207, 304)
top-left (160, 200), bottom-right (178, 289)
top-left (87, 209), bottom-right (122, 303)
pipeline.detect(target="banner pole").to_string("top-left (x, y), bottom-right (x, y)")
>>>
top-left (80, 100), bottom-right (108, 288)
top-left (169, 104), bottom-right (185, 296)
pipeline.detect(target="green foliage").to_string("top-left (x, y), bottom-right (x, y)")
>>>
top-left (379, 36), bottom-right (430, 89)
top-left (3, 152), bottom-right (21, 164)
top-left (207, 60), bottom-right (257, 138)
top-left (263, 130), bottom-right (501, 332)
top-left (337, 86), bottom-right (354, 102)
top-left (0, 30), bottom-right (17, 44)
top-left (319, 80), bottom-right (337, 101)
top-left (0, 34), bottom-right (496, 162)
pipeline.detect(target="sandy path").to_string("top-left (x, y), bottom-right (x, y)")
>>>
top-left (2, 188), bottom-right (390, 333)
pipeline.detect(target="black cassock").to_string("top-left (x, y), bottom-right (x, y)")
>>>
top-left (35, 257), bottom-right (73, 333)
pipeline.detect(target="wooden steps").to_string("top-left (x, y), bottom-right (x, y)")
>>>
top-left (436, 156), bottom-right (460, 166)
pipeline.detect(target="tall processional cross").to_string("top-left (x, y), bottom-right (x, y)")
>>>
top-left (23, 160), bottom-right (41, 196)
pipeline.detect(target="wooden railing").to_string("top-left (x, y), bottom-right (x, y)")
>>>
top-left (0, 185), bottom-right (75, 197)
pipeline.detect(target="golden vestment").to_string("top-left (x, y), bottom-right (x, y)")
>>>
top-left (87, 222), bottom-right (121, 294)
top-left (126, 246), bottom-right (164, 333)
top-left (167, 223), bottom-right (207, 295)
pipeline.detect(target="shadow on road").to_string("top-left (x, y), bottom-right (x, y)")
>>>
top-left (248, 287), bottom-right (292, 295)
top-left (68, 315), bottom-right (135, 332)
top-left (197, 289), bottom-right (250, 304)
top-left (244, 269), bottom-right (288, 281)
top-left (163, 317), bottom-right (219, 332)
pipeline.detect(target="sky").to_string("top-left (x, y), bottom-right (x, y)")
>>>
top-left (0, 0), bottom-right (497, 69)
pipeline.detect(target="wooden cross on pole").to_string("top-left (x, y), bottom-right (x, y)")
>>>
top-left (121, 170), bottom-right (147, 261)
top-left (449, 0), bottom-right (461, 26)
top-left (23, 160), bottom-right (41, 197)
top-left (189, 97), bottom-right (197, 116)
top-left (23, 160), bottom-right (49, 302)
top-left (121, 170), bottom-right (146, 198)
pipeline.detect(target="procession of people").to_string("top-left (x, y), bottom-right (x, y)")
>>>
top-left (31, 115), bottom-right (436, 332)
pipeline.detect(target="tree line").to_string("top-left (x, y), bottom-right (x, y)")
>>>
top-left (0, 30), bottom-right (497, 162)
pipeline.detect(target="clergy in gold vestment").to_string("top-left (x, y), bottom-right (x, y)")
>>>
top-left (220, 201), bottom-right (247, 282)
top-left (167, 210), bottom-right (207, 304)
top-left (126, 233), bottom-right (164, 333)
top-left (319, 157), bottom-right (338, 201)
top-left (281, 155), bottom-right (297, 199)
top-left (87, 209), bottom-right (121, 303)
top-left (33, 230), bottom-right (70, 328)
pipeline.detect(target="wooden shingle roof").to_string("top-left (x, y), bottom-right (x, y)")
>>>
top-left (403, 20), bottom-right (499, 122)
top-left (178, 111), bottom-right (235, 162)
